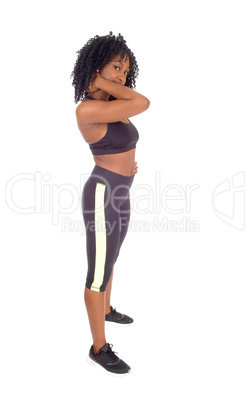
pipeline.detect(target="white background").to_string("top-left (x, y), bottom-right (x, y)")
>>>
top-left (1, 0), bottom-right (249, 401)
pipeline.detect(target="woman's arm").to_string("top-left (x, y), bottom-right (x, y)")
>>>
top-left (76, 73), bottom-right (150, 124)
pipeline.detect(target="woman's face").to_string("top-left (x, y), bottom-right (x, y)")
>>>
top-left (99, 54), bottom-right (130, 86)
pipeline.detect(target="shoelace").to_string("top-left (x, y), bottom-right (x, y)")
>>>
top-left (111, 308), bottom-right (123, 318)
top-left (104, 344), bottom-right (118, 363)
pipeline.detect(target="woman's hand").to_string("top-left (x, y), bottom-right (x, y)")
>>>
top-left (134, 161), bottom-right (138, 174)
top-left (86, 71), bottom-right (102, 93)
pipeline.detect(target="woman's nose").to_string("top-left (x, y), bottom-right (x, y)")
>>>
top-left (117, 73), bottom-right (125, 85)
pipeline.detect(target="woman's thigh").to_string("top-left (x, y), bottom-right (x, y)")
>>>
top-left (82, 177), bottom-right (124, 291)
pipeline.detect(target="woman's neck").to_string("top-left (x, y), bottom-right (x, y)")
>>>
top-left (87, 90), bottom-right (110, 101)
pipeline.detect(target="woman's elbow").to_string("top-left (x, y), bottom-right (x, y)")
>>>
top-left (138, 96), bottom-right (150, 112)
top-left (144, 97), bottom-right (150, 110)
top-left (132, 95), bottom-right (150, 114)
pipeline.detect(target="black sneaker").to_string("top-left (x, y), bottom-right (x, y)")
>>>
top-left (88, 343), bottom-right (131, 376)
top-left (105, 306), bottom-right (134, 326)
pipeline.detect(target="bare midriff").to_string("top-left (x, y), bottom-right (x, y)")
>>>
top-left (93, 148), bottom-right (136, 177)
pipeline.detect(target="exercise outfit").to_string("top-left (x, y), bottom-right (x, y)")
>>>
top-left (81, 95), bottom-right (139, 292)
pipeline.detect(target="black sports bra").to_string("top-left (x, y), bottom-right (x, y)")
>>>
top-left (85, 95), bottom-right (139, 155)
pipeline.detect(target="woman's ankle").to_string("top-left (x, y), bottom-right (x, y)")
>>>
top-left (105, 306), bottom-right (111, 315)
top-left (93, 341), bottom-right (107, 354)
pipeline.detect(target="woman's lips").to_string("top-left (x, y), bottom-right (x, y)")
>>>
top-left (113, 81), bottom-right (122, 85)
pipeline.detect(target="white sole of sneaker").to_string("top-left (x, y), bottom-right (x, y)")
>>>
top-left (105, 321), bottom-right (134, 327)
top-left (87, 355), bottom-right (131, 377)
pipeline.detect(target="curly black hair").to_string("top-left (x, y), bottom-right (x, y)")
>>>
top-left (70, 31), bottom-right (139, 103)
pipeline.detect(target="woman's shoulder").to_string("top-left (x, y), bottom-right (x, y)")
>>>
top-left (75, 97), bottom-right (90, 116)
top-left (75, 97), bottom-right (106, 122)
top-left (75, 100), bottom-right (108, 144)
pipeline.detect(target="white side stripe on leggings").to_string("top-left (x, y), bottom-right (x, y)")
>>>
top-left (91, 182), bottom-right (107, 292)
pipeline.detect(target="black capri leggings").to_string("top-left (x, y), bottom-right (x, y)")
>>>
top-left (82, 165), bottom-right (135, 292)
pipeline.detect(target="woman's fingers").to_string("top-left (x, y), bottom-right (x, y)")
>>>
top-left (134, 161), bottom-right (138, 174)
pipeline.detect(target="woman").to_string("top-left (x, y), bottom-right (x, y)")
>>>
top-left (70, 32), bottom-right (150, 376)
